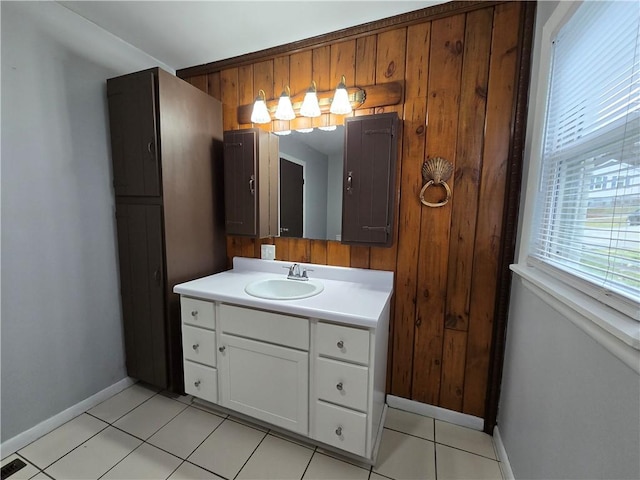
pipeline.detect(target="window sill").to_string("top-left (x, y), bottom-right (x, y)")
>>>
top-left (510, 263), bottom-right (640, 374)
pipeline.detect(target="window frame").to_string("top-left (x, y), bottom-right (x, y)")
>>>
top-left (513, 0), bottom-right (639, 371)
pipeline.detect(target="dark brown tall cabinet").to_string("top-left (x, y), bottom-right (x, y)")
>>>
top-left (342, 112), bottom-right (399, 247)
top-left (107, 67), bottom-right (227, 392)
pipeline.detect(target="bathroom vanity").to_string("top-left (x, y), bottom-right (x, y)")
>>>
top-left (173, 257), bottom-right (393, 462)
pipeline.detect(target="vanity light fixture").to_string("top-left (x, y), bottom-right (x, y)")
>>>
top-left (299, 81), bottom-right (321, 118)
top-left (318, 125), bottom-right (337, 131)
top-left (295, 128), bottom-right (314, 133)
top-left (273, 130), bottom-right (292, 136)
top-left (250, 89), bottom-right (271, 124)
top-left (274, 86), bottom-right (295, 121)
top-left (329, 75), bottom-right (352, 115)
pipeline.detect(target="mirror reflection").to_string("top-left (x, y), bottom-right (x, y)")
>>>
top-left (277, 126), bottom-right (344, 241)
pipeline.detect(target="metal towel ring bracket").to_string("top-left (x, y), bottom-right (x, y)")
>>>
top-left (419, 157), bottom-right (453, 208)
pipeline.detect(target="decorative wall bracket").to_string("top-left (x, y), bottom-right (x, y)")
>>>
top-left (419, 157), bottom-right (453, 207)
top-left (237, 82), bottom-right (403, 125)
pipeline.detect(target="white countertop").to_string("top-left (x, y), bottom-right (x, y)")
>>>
top-left (173, 257), bottom-right (394, 328)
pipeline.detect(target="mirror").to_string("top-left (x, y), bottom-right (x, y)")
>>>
top-left (277, 126), bottom-right (344, 241)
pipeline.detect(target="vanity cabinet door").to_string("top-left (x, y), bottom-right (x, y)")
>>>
top-left (218, 333), bottom-right (309, 434)
top-left (342, 112), bottom-right (399, 247)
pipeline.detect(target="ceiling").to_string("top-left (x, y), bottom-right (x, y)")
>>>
top-left (59, 1), bottom-right (445, 71)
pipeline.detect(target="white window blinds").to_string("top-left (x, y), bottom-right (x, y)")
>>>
top-left (530, 1), bottom-right (640, 313)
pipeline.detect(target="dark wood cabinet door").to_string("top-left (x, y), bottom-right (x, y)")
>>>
top-left (115, 203), bottom-right (167, 388)
top-left (223, 130), bottom-right (257, 236)
top-left (107, 71), bottom-right (160, 197)
top-left (342, 113), bottom-right (399, 246)
top-left (279, 158), bottom-right (303, 237)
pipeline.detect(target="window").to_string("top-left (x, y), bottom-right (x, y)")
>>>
top-left (530, 1), bottom-right (639, 315)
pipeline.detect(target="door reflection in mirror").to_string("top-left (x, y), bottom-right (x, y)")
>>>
top-left (277, 126), bottom-right (344, 240)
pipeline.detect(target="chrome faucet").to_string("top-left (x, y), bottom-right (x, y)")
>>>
top-left (286, 263), bottom-right (312, 281)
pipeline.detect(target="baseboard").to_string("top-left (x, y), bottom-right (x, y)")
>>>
top-left (386, 395), bottom-right (484, 431)
top-left (493, 426), bottom-right (515, 480)
top-left (1, 377), bottom-right (135, 458)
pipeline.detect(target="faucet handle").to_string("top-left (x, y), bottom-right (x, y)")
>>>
top-left (302, 268), bottom-right (313, 278)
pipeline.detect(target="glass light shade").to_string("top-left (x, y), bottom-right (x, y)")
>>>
top-left (299, 91), bottom-right (321, 118)
top-left (330, 87), bottom-right (352, 114)
top-left (319, 125), bottom-right (337, 131)
top-left (275, 93), bottom-right (295, 121)
top-left (296, 128), bottom-right (314, 133)
top-left (273, 130), bottom-right (292, 136)
top-left (250, 99), bottom-right (271, 124)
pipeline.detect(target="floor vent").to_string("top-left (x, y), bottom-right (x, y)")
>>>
top-left (1, 458), bottom-right (27, 479)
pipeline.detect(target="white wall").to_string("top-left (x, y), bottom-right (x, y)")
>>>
top-left (498, 2), bottom-right (640, 479)
top-left (0, 1), bottom-right (172, 442)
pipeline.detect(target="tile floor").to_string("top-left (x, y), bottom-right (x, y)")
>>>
top-left (2, 383), bottom-right (505, 480)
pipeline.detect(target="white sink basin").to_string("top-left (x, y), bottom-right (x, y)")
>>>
top-left (244, 278), bottom-right (324, 300)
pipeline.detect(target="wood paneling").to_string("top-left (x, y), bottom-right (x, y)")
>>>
top-left (463, 1), bottom-right (522, 418)
top-left (181, 1), bottom-right (532, 424)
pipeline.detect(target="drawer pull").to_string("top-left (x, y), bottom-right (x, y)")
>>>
top-left (192, 344), bottom-right (199, 351)
top-left (191, 310), bottom-right (198, 317)
top-left (194, 380), bottom-right (201, 388)
top-left (219, 346), bottom-right (226, 353)
top-left (337, 340), bottom-right (344, 349)
top-left (336, 382), bottom-right (343, 391)
top-left (335, 426), bottom-right (343, 436)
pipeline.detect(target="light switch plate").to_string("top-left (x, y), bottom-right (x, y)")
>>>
top-left (261, 244), bottom-right (276, 260)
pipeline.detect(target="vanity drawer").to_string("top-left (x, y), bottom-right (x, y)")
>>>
top-left (181, 297), bottom-right (215, 330)
top-left (219, 304), bottom-right (309, 350)
top-left (182, 324), bottom-right (217, 367)
top-left (314, 400), bottom-right (367, 457)
top-left (184, 361), bottom-right (218, 404)
top-left (316, 357), bottom-right (368, 412)
top-left (317, 322), bottom-right (369, 365)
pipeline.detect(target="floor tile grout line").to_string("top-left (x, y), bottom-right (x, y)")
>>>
top-left (370, 469), bottom-right (394, 480)
top-left (19, 417), bottom-right (111, 472)
top-left (112, 396), bottom-right (190, 444)
top-left (183, 459), bottom-right (232, 480)
top-left (383, 426), bottom-right (434, 442)
top-left (434, 423), bottom-right (439, 480)
top-left (89, 383), bottom-right (160, 425)
top-left (384, 425), bottom-right (499, 463)
top-left (232, 429), bottom-right (269, 480)
top-left (183, 415), bottom-right (228, 466)
top-left (165, 459), bottom-right (186, 480)
top-left (297, 445), bottom-right (316, 480)
top-left (436, 443), bottom-right (501, 462)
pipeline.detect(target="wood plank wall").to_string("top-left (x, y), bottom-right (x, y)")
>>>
top-left (181, 1), bottom-right (528, 419)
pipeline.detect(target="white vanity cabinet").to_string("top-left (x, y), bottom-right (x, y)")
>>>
top-left (217, 304), bottom-right (309, 435)
top-left (175, 257), bottom-right (393, 462)
top-left (181, 297), bottom-right (218, 404)
top-left (312, 321), bottom-right (377, 457)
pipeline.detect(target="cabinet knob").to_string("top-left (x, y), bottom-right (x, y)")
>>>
top-left (335, 426), bottom-right (343, 436)
top-left (219, 346), bottom-right (226, 353)
top-left (192, 344), bottom-right (199, 351)
top-left (337, 340), bottom-right (344, 349)
top-left (194, 380), bottom-right (201, 388)
top-left (191, 311), bottom-right (198, 317)
top-left (336, 382), bottom-right (343, 391)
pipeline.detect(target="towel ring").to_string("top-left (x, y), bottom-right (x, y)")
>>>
top-left (420, 157), bottom-right (453, 208)
top-left (419, 179), bottom-right (452, 207)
